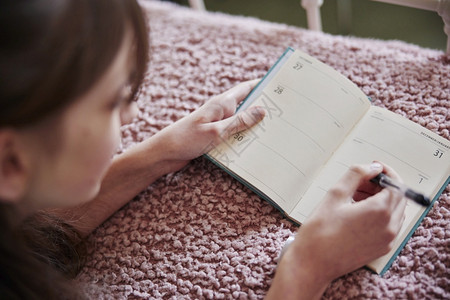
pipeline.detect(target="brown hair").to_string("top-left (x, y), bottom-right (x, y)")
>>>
top-left (0, 0), bottom-right (149, 127)
top-left (0, 0), bottom-right (149, 298)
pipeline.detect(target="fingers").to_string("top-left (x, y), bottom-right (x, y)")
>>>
top-left (208, 105), bottom-right (266, 139)
top-left (352, 162), bottom-right (407, 240)
top-left (195, 79), bottom-right (265, 140)
top-left (389, 194), bottom-right (407, 235)
top-left (381, 162), bottom-right (407, 231)
top-left (362, 162), bottom-right (405, 210)
top-left (354, 161), bottom-right (406, 203)
top-left (327, 162), bottom-right (384, 203)
top-left (223, 79), bottom-right (261, 106)
top-left (379, 162), bottom-right (403, 185)
top-left (194, 79), bottom-right (261, 123)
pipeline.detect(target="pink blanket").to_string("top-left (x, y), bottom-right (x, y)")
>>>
top-left (78, 1), bottom-right (450, 298)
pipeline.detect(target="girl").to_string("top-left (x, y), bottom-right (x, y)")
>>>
top-left (0, 0), bottom-right (406, 298)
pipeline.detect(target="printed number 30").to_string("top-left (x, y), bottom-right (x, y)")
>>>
top-left (234, 133), bottom-right (244, 142)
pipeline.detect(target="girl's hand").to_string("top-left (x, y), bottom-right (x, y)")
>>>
top-left (151, 79), bottom-right (265, 172)
top-left (267, 162), bottom-right (407, 299)
top-left (58, 80), bottom-right (265, 236)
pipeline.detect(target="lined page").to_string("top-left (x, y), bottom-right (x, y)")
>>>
top-left (209, 49), bottom-right (370, 214)
top-left (291, 106), bottom-right (450, 272)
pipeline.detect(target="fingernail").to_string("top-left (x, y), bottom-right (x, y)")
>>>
top-left (370, 162), bottom-right (383, 170)
top-left (251, 106), bottom-right (266, 119)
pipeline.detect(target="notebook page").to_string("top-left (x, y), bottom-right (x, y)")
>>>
top-left (291, 106), bottom-right (450, 272)
top-left (209, 49), bottom-right (370, 214)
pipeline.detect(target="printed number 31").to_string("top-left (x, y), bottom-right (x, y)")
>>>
top-left (434, 150), bottom-right (444, 158)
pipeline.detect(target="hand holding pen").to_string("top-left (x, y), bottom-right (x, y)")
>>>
top-left (370, 173), bottom-right (431, 206)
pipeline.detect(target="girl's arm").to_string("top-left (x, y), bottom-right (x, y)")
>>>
top-left (52, 80), bottom-right (265, 237)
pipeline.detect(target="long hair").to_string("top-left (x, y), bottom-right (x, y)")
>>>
top-left (0, 0), bottom-right (149, 298)
top-left (0, 0), bottom-right (149, 127)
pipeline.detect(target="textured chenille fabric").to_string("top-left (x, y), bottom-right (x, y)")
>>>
top-left (78, 1), bottom-right (450, 298)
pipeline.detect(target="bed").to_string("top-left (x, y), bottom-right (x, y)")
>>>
top-left (77, 1), bottom-right (450, 298)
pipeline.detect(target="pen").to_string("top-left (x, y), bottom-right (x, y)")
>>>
top-left (370, 173), bottom-right (431, 206)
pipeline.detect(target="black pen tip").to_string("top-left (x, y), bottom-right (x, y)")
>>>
top-left (405, 189), bottom-right (431, 206)
top-left (417, 195), bottom-right (431, 206)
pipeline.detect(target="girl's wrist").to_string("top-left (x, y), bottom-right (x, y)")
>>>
top-left (134, 132), bottom-right (189, 177)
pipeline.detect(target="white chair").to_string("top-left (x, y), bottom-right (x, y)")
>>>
top-left (188, 0), bottom-right (205, 11)
top-left (189, 0), bottom-right (450, 54)
top-left (187, 0), bottom-right (450, 54)
top-left (300, 0), bottom-right (450, 54)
